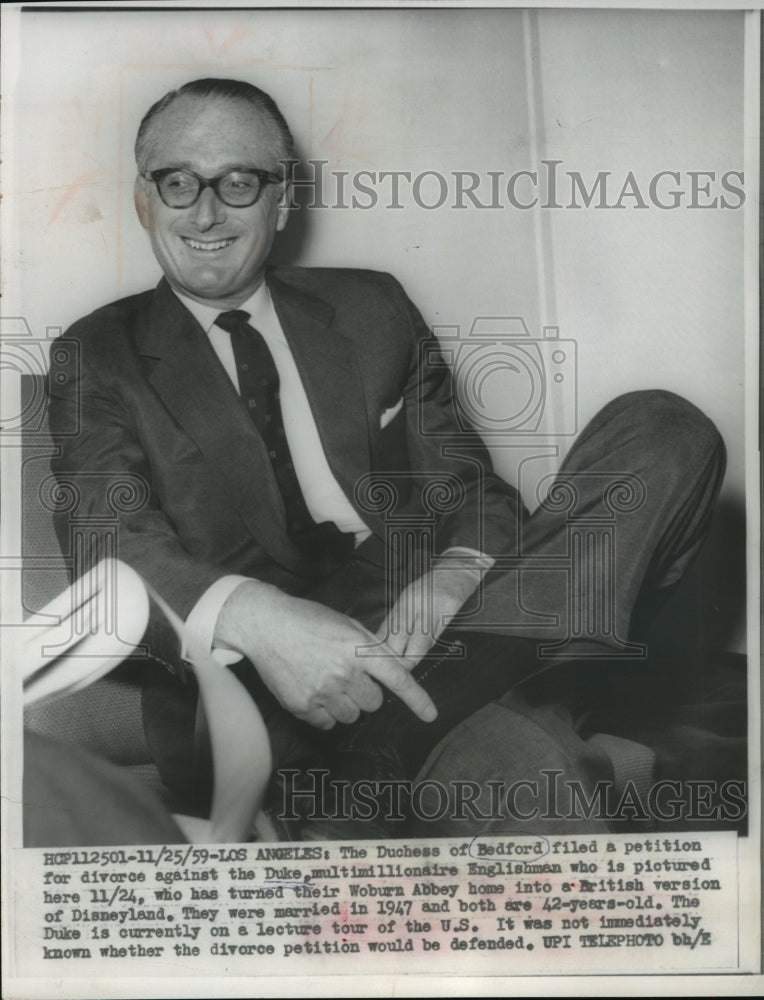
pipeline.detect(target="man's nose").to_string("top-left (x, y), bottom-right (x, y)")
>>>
top-left (188, 186), bottom-right (227, 229)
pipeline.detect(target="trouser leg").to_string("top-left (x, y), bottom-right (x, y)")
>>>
top-left (408, 693), bottom-right (615, 838)
top-left (328, 391), bottom-right (726, 780)
top-left (473, 390), bottom-right (726, 654)
top-left (340, 631), bottom-right (541, 776)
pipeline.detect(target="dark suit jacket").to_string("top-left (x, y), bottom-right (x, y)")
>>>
top-left (47, 267), bottom-right (520, 665)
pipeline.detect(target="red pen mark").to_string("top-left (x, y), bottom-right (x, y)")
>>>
top-left (203, 26), bottom-right (249, 58)
top-left (47, 168), bottom-right (105, 227)
top-left (320, 111), bottom-right (375, 167)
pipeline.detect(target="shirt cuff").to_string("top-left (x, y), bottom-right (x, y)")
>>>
top-left (183, 575), bottom-right (250, 666)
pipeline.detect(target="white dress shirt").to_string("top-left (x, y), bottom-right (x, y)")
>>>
top-left (180, 282), bottom-right (372, 538)
top-left (174, 283), bottom-right (493, 663)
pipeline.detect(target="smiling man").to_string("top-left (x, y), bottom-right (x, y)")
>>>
top-left (47, 78), bottom-right (727, 840)
top-left (47, 79), bottom-right (534, 834)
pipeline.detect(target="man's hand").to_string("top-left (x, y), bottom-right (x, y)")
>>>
top-left (375, 560), bottom-right (490, 665)
top-left (214, 580), bottom-right (437, 730)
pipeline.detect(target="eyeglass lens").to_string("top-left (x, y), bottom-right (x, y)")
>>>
top-left (158, 169), bottom-right (264, 207)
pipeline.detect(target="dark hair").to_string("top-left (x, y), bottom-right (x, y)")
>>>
top-left (134, 78), bottom-right (295, 171)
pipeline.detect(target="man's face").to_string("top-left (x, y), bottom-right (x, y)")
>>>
top-left (134, 95), bottom-right (289, 308)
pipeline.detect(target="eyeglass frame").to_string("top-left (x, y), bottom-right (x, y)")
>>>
top-left (144, 166), bottom-right (284, 208)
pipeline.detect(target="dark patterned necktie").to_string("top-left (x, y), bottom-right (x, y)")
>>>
top-left (216, 310), bottom-right (314, 537)
top-left (216, 310), bottom-right (354, 564)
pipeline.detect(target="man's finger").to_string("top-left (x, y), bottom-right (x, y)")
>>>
top-left (374, 619), bottom-right (408, 659)
top-left (296, 706), bottom-right (336, 730)
top-left (324, 693), bottom-right (361, 725)
top-left (400, 631), bottom-right (435, 665)
top-left (364, 656), bottom-right (437, 723)
top-left (344, 673), bottom-right (385, 713)
top-left (375, 609), bottom-right (406, 640)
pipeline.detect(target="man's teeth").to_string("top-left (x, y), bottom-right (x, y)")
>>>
top-left (183, 238), bottom-right (234, 251)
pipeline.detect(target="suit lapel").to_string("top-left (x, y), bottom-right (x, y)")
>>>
top-left (267, 272), bottom-right (372, 508)
top-left (138, 280), bottom-right (308, 571)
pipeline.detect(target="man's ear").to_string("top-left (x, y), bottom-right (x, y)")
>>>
top-left (134, 176), bottom-right (151, 230)
top-left (275, 181), bottom-right (292, 233)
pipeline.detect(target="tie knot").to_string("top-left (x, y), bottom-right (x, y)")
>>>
top-left (216, 310), bottom-right (252, 336)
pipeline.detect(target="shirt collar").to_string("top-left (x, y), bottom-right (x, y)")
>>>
top-left (172, 281), bottom-right (274, 335)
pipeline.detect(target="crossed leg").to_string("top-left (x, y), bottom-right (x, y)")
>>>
top-left (267, 390), bottom-right (726, 834)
